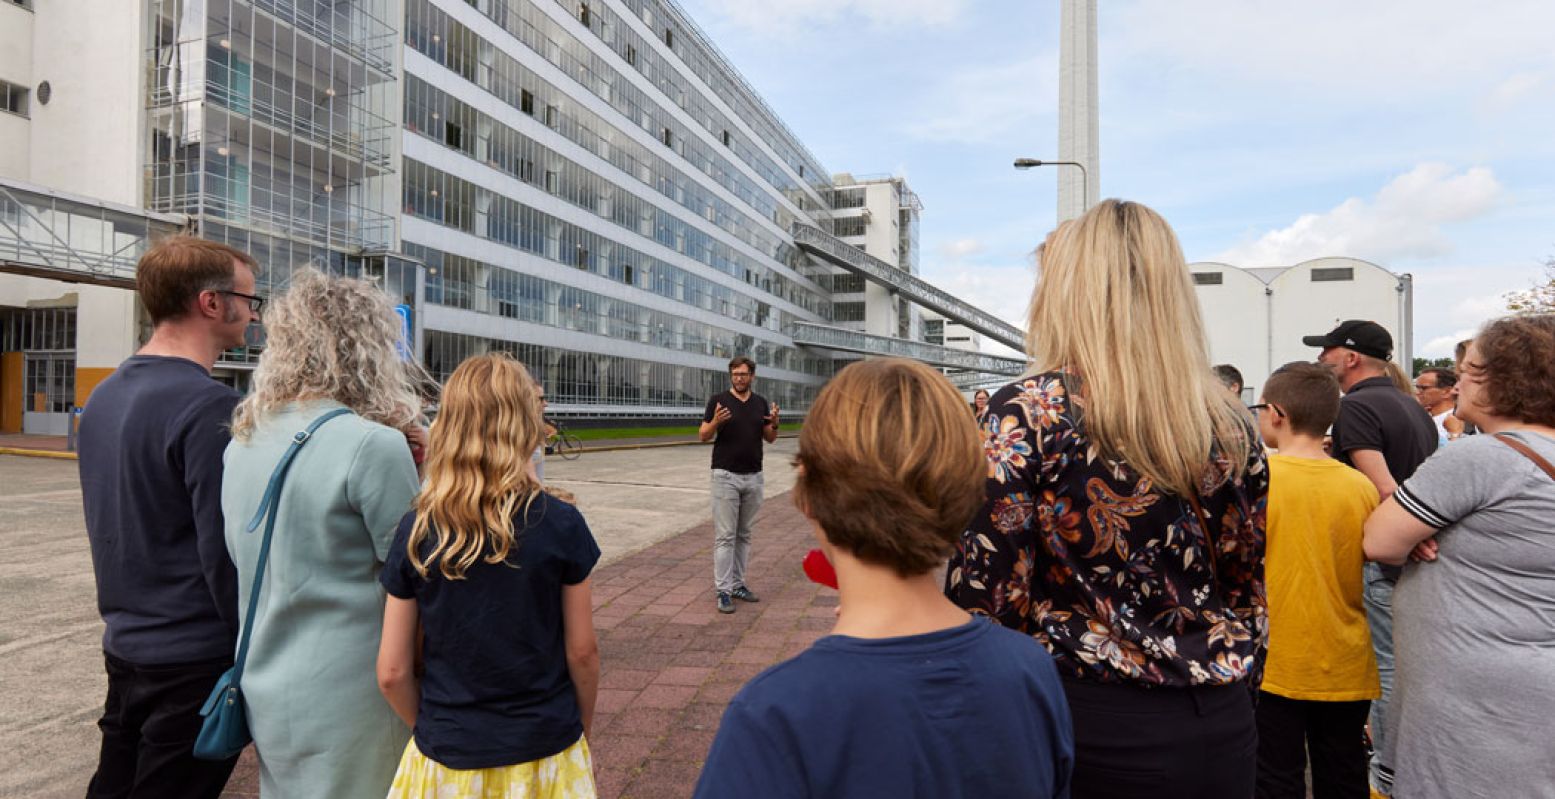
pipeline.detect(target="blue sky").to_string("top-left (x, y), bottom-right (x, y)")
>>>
top-left (676, 0), bottom-right (1555, 359)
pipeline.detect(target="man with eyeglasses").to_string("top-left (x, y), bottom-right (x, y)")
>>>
top-left (700, 356), bottom-right (779, 614)
top-left (1413, 367), bottom-right (1461, 446)
top-left (78, 236), bottom-right (263, 797)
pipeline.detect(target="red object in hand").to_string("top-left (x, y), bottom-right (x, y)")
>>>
top-left (802, 548), bottom-right (838, 589)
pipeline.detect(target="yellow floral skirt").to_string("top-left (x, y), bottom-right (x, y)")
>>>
top-left (385, 735), bottom-right (597, 799)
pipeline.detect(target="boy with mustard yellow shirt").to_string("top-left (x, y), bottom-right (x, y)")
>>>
top-left (1253, 363), bottom-right (1380, 799)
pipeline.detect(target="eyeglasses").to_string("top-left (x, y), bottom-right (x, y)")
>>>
top-left (1413, 383), bottom-right (1440, 393)
top-left (1248, 403), bottom-right (1285, 417)
top-left (218, 290), bottom-right (265, 314)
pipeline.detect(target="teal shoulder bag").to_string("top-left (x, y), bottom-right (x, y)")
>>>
top-left (193, 408), bottom-right (353, 761)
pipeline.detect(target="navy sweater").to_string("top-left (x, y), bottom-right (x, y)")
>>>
top-left (79, 355), bottom-right (241, 665)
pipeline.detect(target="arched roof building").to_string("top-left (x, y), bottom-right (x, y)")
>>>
top-left (1189, 257), bottom-right (1413, 400)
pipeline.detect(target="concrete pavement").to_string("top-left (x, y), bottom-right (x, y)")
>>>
top-left (0, 441), bottom-right (811, 798)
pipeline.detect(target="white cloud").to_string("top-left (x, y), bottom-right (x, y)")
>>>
top-left (1111, 0), bottom-right (1555, 103)
top-left (1421, 330), bottom-right (1478, 359)
top-left (1217, 163), bottom-right (1502, 266)
top-left (939, 238), bottom-right (985, 259)
top-left (692, 0), bottom-right (969, 37)
top-left (904, 56), bottom-right (1055, 144)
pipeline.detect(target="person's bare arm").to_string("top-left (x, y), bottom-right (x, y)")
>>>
top-left (1349, 449), bottom-right (1397, 499)
top-left (562, 578), bottom-right (600, 739)
top-left (762, 403), bottom-right (779, 444)
top-left (376, 595), bottom-right (420, 728)
top-left (699, 404), bottom-right (730, 442)
top-left (1364, 498), bottom-right (1438, 566)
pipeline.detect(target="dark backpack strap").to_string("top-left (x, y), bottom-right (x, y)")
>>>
top-left (1494, 433), bottom-right (1555, 482)
top-left (231, 408), bottom-right (354, 685)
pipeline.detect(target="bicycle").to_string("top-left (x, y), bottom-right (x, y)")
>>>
top-left (545, 417), bottom-right (583, 461)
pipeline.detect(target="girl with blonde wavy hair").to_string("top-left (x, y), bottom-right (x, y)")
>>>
top-left (377, 353), bottom-right (601, 799)
top-left (947, 199), bottom-right (1270, 798)
top-left (220, 269), bottom-right (429, 799)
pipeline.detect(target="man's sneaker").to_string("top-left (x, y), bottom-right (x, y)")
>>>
top-left (716, 592), bottom-right (735, 614)
top-left (730, 585), bottom-right (760, 603)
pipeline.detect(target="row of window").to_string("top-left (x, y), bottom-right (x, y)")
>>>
top-left (424, 329), bottom-right (825, 409)
top-left (462, 0), bottom-right (826, 209)
top-left (0, 79), bottom-right (28, 117)
top-left (405, 0), bottom-right (826, 246)
top-left (832, 302), bottom-right (866, 322)
top-left (558, 0), bottom-right (832, 200)
top-left (402, 75), bottom-right (826, 313)
top-left (0, 308), bottom-right (76, 352)
top-left (1193, 267), bottom-right (1357, 286)
top-left (402, 159), bottom-right (829, 324)
top-left (833, 216), bottom-right (867, 237)
top-left (405, 241), bottom-right (830, 377)
top-left (823, 187), bottom-right (867, 209)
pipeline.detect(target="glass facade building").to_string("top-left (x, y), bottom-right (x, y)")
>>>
top-left (401, 0), bottom-right (846, 414)
top-left (144, 0), bottom-right (407, 377)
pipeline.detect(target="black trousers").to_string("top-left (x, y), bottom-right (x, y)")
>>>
top-left (1063, 677), bottom-right (1257, 799)
top-left (1255, 691), bottom-right (1370, 799)
top-left (86, 652), bottom-right (239, 799)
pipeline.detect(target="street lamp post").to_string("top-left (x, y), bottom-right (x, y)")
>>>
top-left (1013, 158), bottom-right (1089, 213)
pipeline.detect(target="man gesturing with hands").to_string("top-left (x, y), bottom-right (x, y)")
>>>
top-left (700, 356), bottom-right (779, 614)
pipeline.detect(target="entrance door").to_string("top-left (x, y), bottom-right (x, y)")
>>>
top-left (22, 354), bottom-right (75, 435)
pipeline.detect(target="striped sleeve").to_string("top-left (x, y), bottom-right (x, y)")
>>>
top-left (1394, 483), bottom-right (1452, 529)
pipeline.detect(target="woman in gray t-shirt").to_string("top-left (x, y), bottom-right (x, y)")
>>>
top-left (1363, 314), bottom-right (1555, 799)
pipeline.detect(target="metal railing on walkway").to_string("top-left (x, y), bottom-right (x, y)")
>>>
top-left (787, 321), bottom-right (1026, 375)
top-left (792, 223), bottom-right (1024, 351)
top-left (0, 178), bottom-right (188, 288)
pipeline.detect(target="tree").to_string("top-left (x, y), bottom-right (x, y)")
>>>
top-left (1413, 357), bottom-right (1454, 374)
top-left (1505, 256), bottom-right (1555, 315)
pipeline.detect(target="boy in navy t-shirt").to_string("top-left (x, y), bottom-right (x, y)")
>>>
top-left (693, 358), bottom-right (1074, 799)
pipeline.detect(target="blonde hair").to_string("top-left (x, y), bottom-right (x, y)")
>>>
top-left (794, 358), bottom-right (984, 576)
top-left (232, 269), bottom-right (423, 441)
top-left (1026, 199), bottom-right (1252, 497)
top-left (1382, 360), bottom-right (1413, 394)
top-left (410, 353), bottom-right (544, 580)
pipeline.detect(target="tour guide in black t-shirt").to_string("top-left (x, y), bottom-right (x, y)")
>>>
top-left (699, 356), bottom-right (779, 614)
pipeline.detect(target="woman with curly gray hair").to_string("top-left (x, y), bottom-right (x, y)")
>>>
top-left (221, 269), bottom-right (427, 799)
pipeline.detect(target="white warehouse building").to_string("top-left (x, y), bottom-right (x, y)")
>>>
top-left (1190, 257), bottom-right (1414, 400)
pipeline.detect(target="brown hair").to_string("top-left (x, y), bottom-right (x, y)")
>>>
top-left (1466, 315), bottom-right (1555, 426)
top-left (1417, 367), bottom-right (1457, 389)
top-left (136, 235), bottom-right (259, 324)
top-left (793, 358), bottom-right (984, 576)
top-left (728, 356), bottom-right (756, 373)
top-left (1262, 362), bottom-right (1341, 438)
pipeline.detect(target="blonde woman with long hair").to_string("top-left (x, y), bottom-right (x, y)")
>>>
top-left (946, 200), bottom-right (1269, 798)
top-left (377, 353), bottom-right (601, 798)
top-left (221, 269), bottom-right (426, 799)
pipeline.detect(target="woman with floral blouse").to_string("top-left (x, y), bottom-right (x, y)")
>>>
top-left (946, 200), bottom-right (1269, 798)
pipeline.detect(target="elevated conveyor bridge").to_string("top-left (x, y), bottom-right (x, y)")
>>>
top-left (793, 223), bottom-right (1025, 352)
top-left (0, 178), bottom-right (188, 289)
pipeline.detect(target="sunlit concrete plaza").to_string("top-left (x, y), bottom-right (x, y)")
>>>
top-left (0, 441), bottom-right (845, 799)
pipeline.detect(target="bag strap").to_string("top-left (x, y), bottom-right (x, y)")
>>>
top-left (1494, 432), bottom-right (1555, 482)
top-left (231, 408), bottom-right (354, 685)
top-left (1185, 493), bottom-right (1219, 581)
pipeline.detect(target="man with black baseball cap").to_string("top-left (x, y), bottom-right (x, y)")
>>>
top-left (1303, 319), bottom-right (1437, 797)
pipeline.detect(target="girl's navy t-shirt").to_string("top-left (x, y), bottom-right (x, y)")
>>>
top-left (380, 492), bottom-right (601, 769)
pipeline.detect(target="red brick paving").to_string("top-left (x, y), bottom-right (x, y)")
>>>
top-left (221, 490), bottom-right (832, 798)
